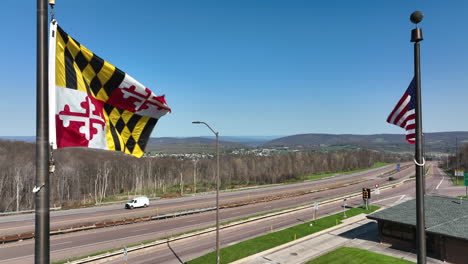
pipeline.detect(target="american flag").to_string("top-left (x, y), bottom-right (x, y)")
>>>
top-left (387, 78), bottom-right (416, 144)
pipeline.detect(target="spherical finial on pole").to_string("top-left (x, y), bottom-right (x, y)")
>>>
top-left (410, 11), bottom-right (424, 42)
top-left (410, 11), bottom-right (423, 24)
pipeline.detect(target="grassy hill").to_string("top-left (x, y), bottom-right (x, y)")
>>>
top-left (3, 132), bottom-right (467, 154)
top-left (262, 132), bottom-right (468, 153)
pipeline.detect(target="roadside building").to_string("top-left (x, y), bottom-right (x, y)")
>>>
top-left (367, 195), bottom-right (468, 264)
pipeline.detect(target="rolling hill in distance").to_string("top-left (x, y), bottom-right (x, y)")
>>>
top-left (2, 132), bottom-right (468, 154)
top-left (144, 131), bottom-right (468, 153)
top-left (262, 131), bottom-right (468, 153)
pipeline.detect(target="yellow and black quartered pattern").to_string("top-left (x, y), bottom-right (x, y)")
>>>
top-left (55, 25), bottom-right (158, 158)
top-left (103, 104), bottom-right (157, 157)
top-left (56, 26), bottom-right (125, 101)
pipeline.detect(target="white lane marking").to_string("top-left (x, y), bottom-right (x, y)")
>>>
top-left (131, 229), bottom-right (148, 233)
top-left (48, 222), bottom-right (206, 255)
top-left (374, 195), bottom-right (405, 203)
top-left (0, 255), bottom-right (33, 264)
top-left (53, 241), bottom-right (73, 246)
top-left (391, 195), bottom-right (407, 206)
top-left (0, 227), bottom-right (29, 232)
top-left (436, 176), bottom-right (445, 190)
top-left (1, 222), bottom-right (205, 264)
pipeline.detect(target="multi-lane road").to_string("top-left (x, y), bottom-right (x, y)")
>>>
top-left (0, 162), bottom-right (461, 263)
top-left (0, 163), bottom-right (405, 238)
top-left (99, 163), bottom-right (458, 264)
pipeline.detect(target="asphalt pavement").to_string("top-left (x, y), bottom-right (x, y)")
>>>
top-left (2, 163), bottom-right (462, 264)
top-left (90, 163), bottom-right (461, 264)
top-left (0, 163), bottom-right (413, 263)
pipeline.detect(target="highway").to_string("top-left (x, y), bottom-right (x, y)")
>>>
top-left (0, 163), bottom-right (458, 263)
top-left (0, 163), bottom-right (403, 237)
top-left (98, 163), bottom-right (457, 264)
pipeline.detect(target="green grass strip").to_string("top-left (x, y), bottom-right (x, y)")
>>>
top-left (187, 205), bottom-right (380, 264)
top-left (51, 202), bottom-right (334, 264)
top-left (50, 205), bottom-right (321, 264)
top-left (305, 247), bottom-right (414, 264)
top-left (444, 169), bottom-right (465, 186)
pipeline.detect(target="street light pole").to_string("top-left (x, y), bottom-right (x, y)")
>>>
top-left (456, 137), bottom-right (459, 184)
top-left (192, 121), bottom-right (220, 264)
top-left (215, 130), bottom-right (220, 264)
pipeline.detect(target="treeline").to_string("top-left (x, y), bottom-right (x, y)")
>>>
top-left (0, 140), bottom-right (403, 212)
top-left (445, 144), bottom-right (468, 171)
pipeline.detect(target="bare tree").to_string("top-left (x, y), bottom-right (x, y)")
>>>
top-left (0, 139), bottom-right (403, 211)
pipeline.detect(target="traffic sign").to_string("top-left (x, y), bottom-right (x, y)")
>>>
top-left (464, 173), bottom-right (468, 187)
top-left (396, 163), bottom-right (400, 172)
top-left (375, 187), bottom-right (380, 195)
top-left (314, 202), bottom-right (319, 210)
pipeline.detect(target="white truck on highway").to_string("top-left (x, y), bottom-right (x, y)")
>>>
top-left (125, 196), bottom-right (149, 209)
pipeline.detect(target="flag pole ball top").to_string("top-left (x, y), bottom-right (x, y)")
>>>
top-left (410, 11), bottom-right (423, 24)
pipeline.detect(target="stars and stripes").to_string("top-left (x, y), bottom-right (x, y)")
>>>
top-left (386, 78), bottom-right (416, 144)
top-left (49, 21), bottom-right (170, 157)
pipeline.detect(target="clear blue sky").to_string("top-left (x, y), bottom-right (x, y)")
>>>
top-left (1, 0), bottom-right (467, 137)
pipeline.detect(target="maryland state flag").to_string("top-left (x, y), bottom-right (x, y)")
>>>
top-left (48, 21), bottom-right (170, 157)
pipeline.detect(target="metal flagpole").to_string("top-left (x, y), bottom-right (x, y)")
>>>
top-left (410, 11), bottom-right (426, 264)
top-left (35, 0), bottom-right (50, 263)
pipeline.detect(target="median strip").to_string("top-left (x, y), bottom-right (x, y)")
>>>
top-left (58, 180), bottom-right (406, 264)
top-left (1, 166), bottom-right (406, 244)
top-left (187, 206), bottom-right (380, 264)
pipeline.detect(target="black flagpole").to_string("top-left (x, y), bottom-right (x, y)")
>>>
top-left (410, 11), bottom-right (426, 264)
top-left (35, 0), bottom-right (50, 263)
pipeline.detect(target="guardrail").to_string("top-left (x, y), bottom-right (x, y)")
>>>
top-left (68, 171), bottom-right (418, 264)
top-left (0, 207), bottom-right (217, 244)
top-left (0, 163), bottom-right (401, 218)
top-left (0, 164), bottom-right (413, 244)
top-left (0, 206), bottom-right (62, 217)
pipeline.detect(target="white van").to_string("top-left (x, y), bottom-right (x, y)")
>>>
top-left (125, 196), bottom-right (149, 209)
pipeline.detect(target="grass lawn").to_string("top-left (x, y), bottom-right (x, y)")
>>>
top-left (187, 206), bottom-right (379, 264)
top-left (445, 171), bottom-right (464, 186)
top-left (306, 247), bottom-right (414, 264)
top-left (304, 162), bottom-right (391, 181)
top-left (442, 168), bottom-right (467, 186)
top-left (451, 176), bottom-right (465, 186)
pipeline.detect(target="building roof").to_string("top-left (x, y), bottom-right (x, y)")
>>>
top-left (368, 195), bottom-right (468, 241)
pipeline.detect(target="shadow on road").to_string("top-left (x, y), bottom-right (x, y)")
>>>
top-left (167, 241), bottom-right (184, 264)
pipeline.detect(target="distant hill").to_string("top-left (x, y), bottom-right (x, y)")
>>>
top-left (0, 136), bottom-right (35, 142)
top-left (262, 132), bottom-right (468, 153)
top-left (145, 137), bottom-right (247, 153)
top-left (201, 136), bottom-right (282, 146)
top-left (3, 132), bottom-right (467, 154)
